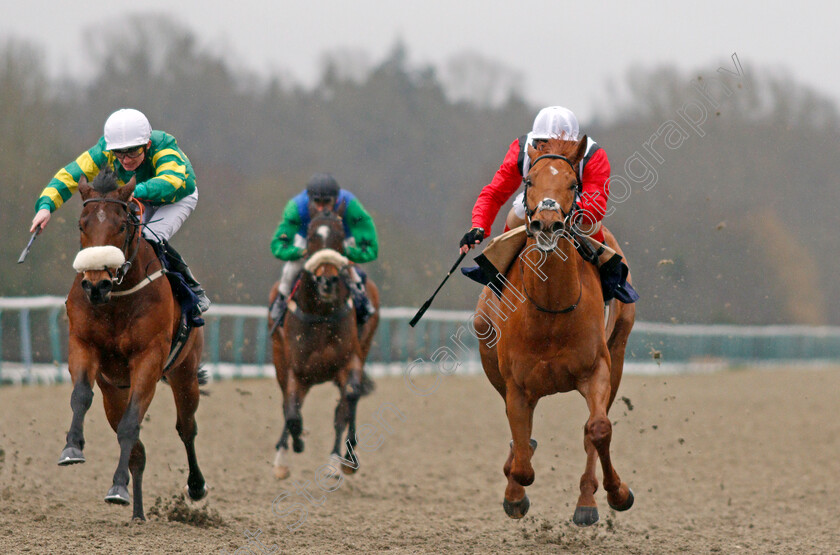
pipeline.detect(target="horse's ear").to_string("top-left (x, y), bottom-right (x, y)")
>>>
top-left (117, 176), bottom-right (137, 201)
top-left (78, 174), bottom-right (92, 200)
top-left (527, 143), bottom-right (539, 163)
top-left (572, 135), bottom-right (588, 166)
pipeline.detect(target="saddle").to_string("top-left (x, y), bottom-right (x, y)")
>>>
top-left (461, 225), bottom-right (639, 304)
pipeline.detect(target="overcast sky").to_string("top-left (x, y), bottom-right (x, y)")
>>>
top-left (2, 0), bottom-right (837, 122)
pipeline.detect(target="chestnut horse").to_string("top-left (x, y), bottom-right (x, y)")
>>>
top-left (59, 169), bottom-right (207, 521)
top-left (269, 210), bottom-right (380, 479)
top-left (475, 137), bottom-right (635, 526)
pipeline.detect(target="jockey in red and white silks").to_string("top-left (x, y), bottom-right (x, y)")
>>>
top-left (460, 106), bottom-right (610, 253)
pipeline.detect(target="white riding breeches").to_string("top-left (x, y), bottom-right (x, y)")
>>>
top-left (279, 259), bottom-right (304, 297)
top-left (141, 189), bottom-right (198, 243)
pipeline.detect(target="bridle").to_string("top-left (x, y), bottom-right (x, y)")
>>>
top-left (522, 154), bottom-right (581, 238)
top-left (289, 212), bottom-right (352, 323)
top-left (80, 197), bottom-right (142, 285)
top-left (519, 153), bottom-right (583, 314)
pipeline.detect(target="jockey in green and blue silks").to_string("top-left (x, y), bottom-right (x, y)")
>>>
top-left (269, 173), bottom-right (379, 327)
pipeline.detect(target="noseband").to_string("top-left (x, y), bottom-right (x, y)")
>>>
top-left (522, 154), bottom-right (581, 238)
top-left (80, 197), bottom-right (141, 285)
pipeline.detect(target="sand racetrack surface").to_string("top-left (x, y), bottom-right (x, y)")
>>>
top-left (1, 366), bottom-right (839, 554)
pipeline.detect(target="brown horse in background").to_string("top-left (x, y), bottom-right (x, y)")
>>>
top-left (475, 138), bottom-right (635, 526)
top-left (269, 210), bottom-right (380, 479)
top-left (59, 169), bottom-right (207, 521)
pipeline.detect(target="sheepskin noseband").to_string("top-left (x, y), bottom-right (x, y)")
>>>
top-left (72, 246), bottom-right (126, 273)
top-left (304, 249), bottom-right (349, 272)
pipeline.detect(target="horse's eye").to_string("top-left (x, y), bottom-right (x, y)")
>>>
top-left (119, 224), bottom-right (126, 232)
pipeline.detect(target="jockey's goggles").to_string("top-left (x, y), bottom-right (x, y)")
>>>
top-left (310, 195), bottom-right (336, 204)
top-left (111, 145), bottom-right (146, 159)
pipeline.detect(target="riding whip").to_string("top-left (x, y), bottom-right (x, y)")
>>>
top-left (17, 229), bottom-right (41, 264)
top-left (409, 252), bottom-right (466, 327)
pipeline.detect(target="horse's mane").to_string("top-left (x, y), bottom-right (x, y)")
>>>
top-left (92, 167), bottom-right (120, 194)
top-left (311, 210), bottom-right (341, 224)
top-left (537, 138), bottom-right (583, 161)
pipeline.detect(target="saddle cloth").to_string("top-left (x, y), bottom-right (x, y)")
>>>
top-left (461, 226), bottom-right (639, 304)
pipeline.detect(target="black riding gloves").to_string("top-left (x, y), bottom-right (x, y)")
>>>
top-left (459, 227), bottom-right (485, 250)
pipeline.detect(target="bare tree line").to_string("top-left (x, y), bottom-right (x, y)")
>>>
top-left (3, 16), bottom-right (839, 325)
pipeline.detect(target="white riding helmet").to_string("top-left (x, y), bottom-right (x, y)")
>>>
top-left (530, 106), bottom-right (579, 142)
top-left (103, 108), bottom-right (152, 150)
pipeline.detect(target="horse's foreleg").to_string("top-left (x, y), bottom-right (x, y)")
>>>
top-left (334, 354), bottom-right (364, 475)
top-left (59, 339), bottom-right (99, 465)
top-left (575, 359), bottom-right (634, 527)
top-left (59, 375), bottom-right (94, 465)
top-left (502, 383), bottom-right (536, 518)
top-left (284, 371), bottom-right (308, 453)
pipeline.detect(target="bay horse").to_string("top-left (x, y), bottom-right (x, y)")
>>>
top-left (475, 137), bottom-right (635, 526)
top-left (269, 210), bottom-right (380, 479)
top-left (59, 169), bottom-right (207, 521)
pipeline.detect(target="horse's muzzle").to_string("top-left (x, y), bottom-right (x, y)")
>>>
top-left (528, 219), bottom-right (566, 237)
top-left (81, 278), bottom-right (114, 305)
top-left (316, 275), bottom-right (340, 300)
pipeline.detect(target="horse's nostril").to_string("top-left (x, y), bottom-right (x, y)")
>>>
top-left (81, 279), bottom-right (92, 291)
top-left (550, 221), bottom-right (565, 234)
top-left (529, 220), bottom-right (544, 234)
top-left (97, 280), bottom-right (113, 294)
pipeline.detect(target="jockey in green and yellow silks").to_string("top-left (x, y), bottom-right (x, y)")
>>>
top-left (269, 173), bottom-right (378, 327)
top-left (31, 108), bottom-right (210, 312)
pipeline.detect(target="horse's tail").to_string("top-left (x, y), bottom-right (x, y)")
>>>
top-left (197, 365), bottom-right (211, 396)
top-left (159, 365), bottom-right (211, 396)
top-left (359, 371), bottom-right (376, 397)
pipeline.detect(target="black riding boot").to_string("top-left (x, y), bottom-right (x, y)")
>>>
top-left (269, 293), bottom-right (289, 328)
top-left (154, 240), bottom-right (211, 313)
top-left (348, 279), bottom-right (375, 325)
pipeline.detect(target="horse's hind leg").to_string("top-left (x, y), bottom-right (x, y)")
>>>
top-left (601, 227), bottom-right (636, 409)
top-left (128, 440), bottom-right (147, 519)
top-left (167, 361), bottom-right (207, 502)
top-left (274, 426), bottom-right (291, 480)
top-left (574, 358), bottom-right (634, 527)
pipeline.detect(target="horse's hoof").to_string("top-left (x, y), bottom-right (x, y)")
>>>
top-left (274, 465), bottom-right (291, 480)
top-left (341, 464), bottom-right (357, 476)
top-left (292, 437), bottom-right (305, 453)
top-left (573, 506), bottom-right (599, 526)
top-left (503, 495), bottom-right (530, 519)
top-left (608, 487), bottom-right (634, 512)
top-left (184, 483), bottom-right (208, 502)
top-left (57, 447), bottom-right (85, 466)
top-left (104, 485), bottom-right (130, 505)
top-left (131, 515), bottom-right (146, 523)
